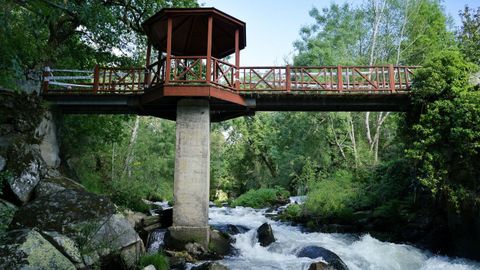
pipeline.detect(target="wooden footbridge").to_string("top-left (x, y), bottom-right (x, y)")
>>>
top-left (41, 7), bottom-right (419, 249)
top-left (41, 8), bottom-right (416, 122)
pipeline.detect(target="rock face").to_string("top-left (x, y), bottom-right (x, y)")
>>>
top-left (35, 111), bottom-right (60, 169)
top-left (0, 229), bottom-right (76, 270)
top-left (257, 223), bottom-right (276, 247)
top-left (296, 246), bottom-right (348, 270)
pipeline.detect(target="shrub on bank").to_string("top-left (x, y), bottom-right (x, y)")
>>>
top-left (232, 187), bottom-right (290, 208)
top-left (304, 170), bottom-right (360, 221)
top-left (139, 253), bottom-right (169, 270)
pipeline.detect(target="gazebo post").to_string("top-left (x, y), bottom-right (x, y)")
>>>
top-left (206, 15), bottom-right (213, 83)
top-left (165, 17), bottom-right (173, 84)
top-left (235, 29), bottom-right (240, 90)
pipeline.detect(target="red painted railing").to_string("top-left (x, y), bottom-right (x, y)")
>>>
top-left (41, 56), bottom-right (417, 94)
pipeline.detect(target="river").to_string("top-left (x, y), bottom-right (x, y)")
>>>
top-left (150, 199), bottom-right (480, 270)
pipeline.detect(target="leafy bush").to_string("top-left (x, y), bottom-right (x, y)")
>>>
top-left (304, 170), bottom-right (361, 221)
top-left (109, 178), bottom-right (151, 213)
top-left (139, 253), bottom-right (169, 270)
top-left (232, 187), bottom-right (290, 208)
top-left (280, 203), bottom-right (303, 222)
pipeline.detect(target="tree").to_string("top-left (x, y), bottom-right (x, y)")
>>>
top-left (0, 0), bottom-right (198, 89)
top-left (406, 50), bottom-right (479, 209)
top-left (457, 6), bottom-right (480, 65)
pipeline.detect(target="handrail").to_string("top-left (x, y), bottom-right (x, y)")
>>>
top-left (41, 62), bottom-right (418, 95)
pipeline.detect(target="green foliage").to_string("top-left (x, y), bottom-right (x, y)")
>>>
top-left (407, 50), bottom-right (480, 210)
top-left (304, 170), bottom-right (360, 220)
top-left (139, 253), bottom-right (169, 270)
top-left (279, 204), bottom-right (303, 222)
top-left (0, 0), bottom-right (198, 90)
top-left (109, 178), bottom-right (151, 213)
top-left (232, 187), bottom-right (290, 209)
top-left (457, 6), bottom-right (480, 65)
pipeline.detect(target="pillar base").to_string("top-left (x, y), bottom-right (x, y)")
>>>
top-left (166, 226), bottom-right (210, 250)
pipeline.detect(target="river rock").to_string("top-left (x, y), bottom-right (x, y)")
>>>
top-left (257, 222), bottom-right (276, 247)
top-left (309, 261), bottom-right (336, 270)
top-left (0, 229), bottom-right (76, 270)
top-left (212, 224), bottom-right (249, 235)
top-left (192, 262), bottom-right (229, 270)
top-left (34, 175), bottom-right (85, 198)
top-left (143, 265), bottom-right (157, 270)
top-left (209, 229), bottom-right (234, 256)
top-left (296, 246), bottom-right (348, 270)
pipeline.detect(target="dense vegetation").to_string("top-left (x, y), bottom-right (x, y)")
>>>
top-left (1, 0), bottom-right (479, 260)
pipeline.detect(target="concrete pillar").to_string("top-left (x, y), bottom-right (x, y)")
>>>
top-left (170, 98), bottom-right (210, 249)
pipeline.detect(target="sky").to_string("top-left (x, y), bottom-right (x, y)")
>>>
top-left (200, 0), bottom-right (478, 66)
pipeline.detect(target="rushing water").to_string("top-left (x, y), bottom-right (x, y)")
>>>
top-left (149, 200), bottom-right (480, 270)
top-left (208, 206), bottom-right (480, 270)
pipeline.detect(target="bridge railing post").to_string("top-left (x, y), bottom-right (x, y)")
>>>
top-left (389, 64), bottom-right (395, 92)
top-left (42, 67), bottom-right (50, 94)
top-left (337, 66), bottom-right (343, 91)
top-left (286, 65), bottom-right (291, 92)
top-left (93, 64), bottom-right (100, 93)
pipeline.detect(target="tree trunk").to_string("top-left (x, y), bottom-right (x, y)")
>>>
top-left (123, 116), bottom-right (140, 178)
top-left (329, 115), bottom-right (347, 160)
top-left (347, 113), bottom-right (359, 167)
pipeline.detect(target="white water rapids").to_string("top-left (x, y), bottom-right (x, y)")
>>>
top-left (149, 200), bottom-right (480, 270)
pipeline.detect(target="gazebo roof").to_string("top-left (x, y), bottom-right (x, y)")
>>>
top-left (142, 8), bottom-right (247, 59)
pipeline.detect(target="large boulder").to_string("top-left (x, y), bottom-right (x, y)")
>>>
top-left (256, 223), bottom-right (276, 247)
top-left (209, 229), bottom-right (234, 256)
top-left (296, 246), bottom-right (348, 270)
top-left (0, 229), bottom-right (76, 269)
top-left (41, 231), bottom-right (84, 267)
top-left (9, 188), bottom-right (144, 268)
top-left (4, 143), bottom-right (44, 203)
top-left (211, 224), bottom-right (249, 236)
top-left (10, 189), bottom-right (115, 233)
top-left (90, 214), bottom-right (145, 269)
top-left (34, 176), bottom-right (85, 199)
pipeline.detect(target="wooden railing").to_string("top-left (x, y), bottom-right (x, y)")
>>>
top-left (41, 60), bottom-right (417, 95)
top-left (42, 65), bottom-right (146, 94)
top-left (238, 65), bottom-right (416, 92)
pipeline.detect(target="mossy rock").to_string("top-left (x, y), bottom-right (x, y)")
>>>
top-left (34, 176), bottom-right (85, 199)
top-left (0, 229), bottom-right (75, 269)
top-left (9, 189), bottom-right (115, 237)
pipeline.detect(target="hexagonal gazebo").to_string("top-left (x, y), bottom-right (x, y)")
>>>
top-left (142, 8), bottom-right (247, 106)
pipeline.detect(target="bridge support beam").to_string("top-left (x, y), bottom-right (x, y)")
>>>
top-left (170, 98), bottom-right (210, 249)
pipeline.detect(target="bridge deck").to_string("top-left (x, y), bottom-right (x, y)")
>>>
top-left (41, 61), bottom-right (416, 121)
